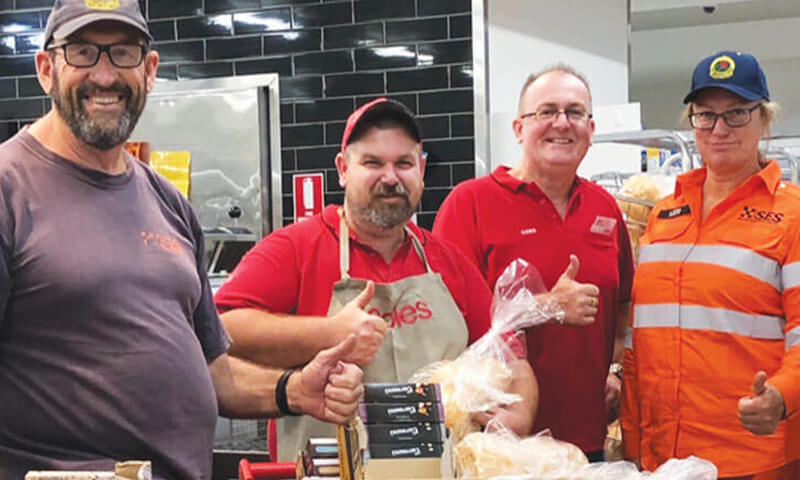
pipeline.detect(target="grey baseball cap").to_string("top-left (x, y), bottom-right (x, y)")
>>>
top-left (43, 0), bottom-right (152, 48)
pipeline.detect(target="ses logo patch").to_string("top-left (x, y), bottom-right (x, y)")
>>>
top-left (709, 55), bottom-right (736, 80)
top-left (738, 205), bottom-right (783, 224)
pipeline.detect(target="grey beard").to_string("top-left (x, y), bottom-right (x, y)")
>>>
top-left (352, 198), bottom-right (415, 229)
top-left (51, 75), bottom-right (143, 151)
top-left (56, 99), bottom-right (134, 150)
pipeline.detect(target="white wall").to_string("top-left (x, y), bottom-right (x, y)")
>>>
top-left (477, 0), bottom-right (639, 178)
top-left (631, 17), bottom-right (800, 135)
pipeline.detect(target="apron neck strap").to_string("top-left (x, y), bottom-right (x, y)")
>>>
top-left (404, 226), bottom-right (433, 274)
top-left (338, 208), bottom-right (351, 281)
top-left (337, 208), bottom-right (433, 281)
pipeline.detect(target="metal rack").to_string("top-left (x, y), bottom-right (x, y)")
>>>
top-left (591, 129), bottom-right (800, 185)
top-left (593, 129), bottom-right (697, 174)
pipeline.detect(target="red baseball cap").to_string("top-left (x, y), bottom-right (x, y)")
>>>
top-left (340, 98), bottom-right (421, 153)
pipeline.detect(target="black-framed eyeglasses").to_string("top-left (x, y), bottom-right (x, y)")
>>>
top-left (689, 104), bottom-right (761, 130)
top-left (520, 107), bottom-right (592, 124)
top-left (47, 42), bottom-right (148, 68)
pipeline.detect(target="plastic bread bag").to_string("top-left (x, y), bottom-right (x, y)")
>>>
top-left (580, 460), bottom-right (642, 480)
top-left (454, 424), bottom-right (588, 479)
top-left (410, 259), bottom-right (564, 443)
top-left (647, 456), bottom-right (718, 480)
top-left (453, 421), bottom-right (529, 478)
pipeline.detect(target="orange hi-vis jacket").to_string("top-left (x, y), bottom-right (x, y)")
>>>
top-left (621, 162), bottom-right (800, 477)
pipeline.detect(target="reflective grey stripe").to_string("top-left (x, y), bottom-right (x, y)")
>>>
top-left (783, 262), bottom-right (800, 290)
top-left (633, 304), bottom-right (785, 340)
top-left (639, 244), bottom-right (693, 264)
top-left (639, 244), bottom-right (781, 291)
top-left (786, 327), bottom-right (800, 350)
top-left (624, 327), bottom-right (633, 350)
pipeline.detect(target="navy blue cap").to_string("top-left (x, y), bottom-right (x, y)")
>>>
top-left (683, 50), bottom-right (770, 104)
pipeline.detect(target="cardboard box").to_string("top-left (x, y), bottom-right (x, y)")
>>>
top-left (307, 438), bottom-right (339, 458)
top-left (358, 403), bottom-right (445, 424)
top-left (310, 458), bottom-right (340, 477)
top-left (368, 443), bottom-right (444, 459)
top-left (363, 458), bottom-right (443, 480)
top-left (363, 383), bottom-right (441, 404)
top-left (366, 423), bottom-right (447, 443)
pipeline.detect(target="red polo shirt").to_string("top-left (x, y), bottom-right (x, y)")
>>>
top-left (214, 204), bottom-right (492, 345)
top-left (433, 166), bottom-right (634, 452)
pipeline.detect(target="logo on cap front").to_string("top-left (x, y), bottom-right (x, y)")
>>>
top-left (85, 0), bottom-right (120, 10)
top-left (709, 55), bottom-right (735, 79)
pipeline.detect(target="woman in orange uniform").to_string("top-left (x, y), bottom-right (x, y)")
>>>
top-left (621, 50), bottom-right (798, 479)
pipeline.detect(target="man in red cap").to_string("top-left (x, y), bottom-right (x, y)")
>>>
top-left (0, 0), bottom-right (363, 478)
top-left (216, 98), bottom-right (539, 460)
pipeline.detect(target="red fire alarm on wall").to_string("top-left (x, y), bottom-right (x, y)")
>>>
top-left (293, 173), bottom-right (324, 223)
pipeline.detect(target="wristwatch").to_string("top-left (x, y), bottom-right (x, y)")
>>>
top-left (609, 362), bottom-right (623, 380)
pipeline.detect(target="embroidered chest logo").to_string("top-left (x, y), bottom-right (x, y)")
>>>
top-left (141, 231), bottom-right (184, 254)
top-left (738, 206), bottom-right (783, 224)
top-left (368, 301), bottom-right (432, 329)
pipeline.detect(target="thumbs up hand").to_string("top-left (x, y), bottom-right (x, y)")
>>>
top-left (296, 333), bottom-right (364, 423)
top-left (548, 254), bottom-right (600, 326)
top-left (738, 371), bottom-right (785, 435)
top-left (331, 281), bottom-right (388, 366)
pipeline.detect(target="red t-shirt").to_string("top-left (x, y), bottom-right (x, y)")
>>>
top-left (215, 204), bottom-right (493, 346)
top-left (433, 166), bottom-right (634, 452)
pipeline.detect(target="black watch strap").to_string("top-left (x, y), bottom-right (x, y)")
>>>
top-left (276, 369), bottom-right (301, 416)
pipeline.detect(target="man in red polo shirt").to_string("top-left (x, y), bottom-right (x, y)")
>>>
top-left (215, 99), bottom-right (538, 461)
top-left (433, 66), bottom-right (634, 461)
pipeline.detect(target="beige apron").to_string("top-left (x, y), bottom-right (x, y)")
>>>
top-left (277, 210), bottom-right (469, 460)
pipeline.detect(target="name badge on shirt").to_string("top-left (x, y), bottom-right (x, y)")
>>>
top-left (589, 215), bottom-right (617, 236)
top-left (657, 205), bottom-right (691, 219)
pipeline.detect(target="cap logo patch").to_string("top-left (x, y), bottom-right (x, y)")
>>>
top-left (85, 0), bottom-right (120, 10)
top-left (709, 55), bottom-right (735, 80)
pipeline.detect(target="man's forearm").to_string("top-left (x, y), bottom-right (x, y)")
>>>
top-left (506, 359), bottom-right (538, 435)
top-left (210, 344), bottom-right (363, 423)
top-left (221, 308), bottom-right (339, 368)
top-left (210, 354), bottom-right (283, 418)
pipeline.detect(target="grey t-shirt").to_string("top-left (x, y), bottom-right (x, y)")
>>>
top-left (0, 130), bottom-right (231, 480)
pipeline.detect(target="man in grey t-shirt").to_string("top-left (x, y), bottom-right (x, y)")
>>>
top-left (0, 1), bottom-right (363, 479)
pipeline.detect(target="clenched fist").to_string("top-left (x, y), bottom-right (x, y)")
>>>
top-left (291, 333), bottom-right (365, 424)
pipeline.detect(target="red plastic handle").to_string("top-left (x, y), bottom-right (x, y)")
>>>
top-left (239, 458), bottom-right (297, 479)
top-left (238, 459), bottom-right (254, 480)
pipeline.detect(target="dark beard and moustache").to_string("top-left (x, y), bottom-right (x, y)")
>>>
top-left (350, 181), bottom-right (418, 229)
top-left (51, 72), bottom-right (145, 151)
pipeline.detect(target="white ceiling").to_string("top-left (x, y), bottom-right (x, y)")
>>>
top-left (628, 0), bottom-right (800, 133)
top-left (630, 0), bottom-right (800, 81)
top-left (631, 0), bottom-right (800, 31)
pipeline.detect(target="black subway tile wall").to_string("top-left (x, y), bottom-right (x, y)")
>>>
top-left (0, 78), bottom-right (14, 98)
top-left (324, 23), bottom-right (382, 49)
top-left (177, 15), bottom-right (233, 39)
top-left (0, 0), bottom-right (475, 229)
